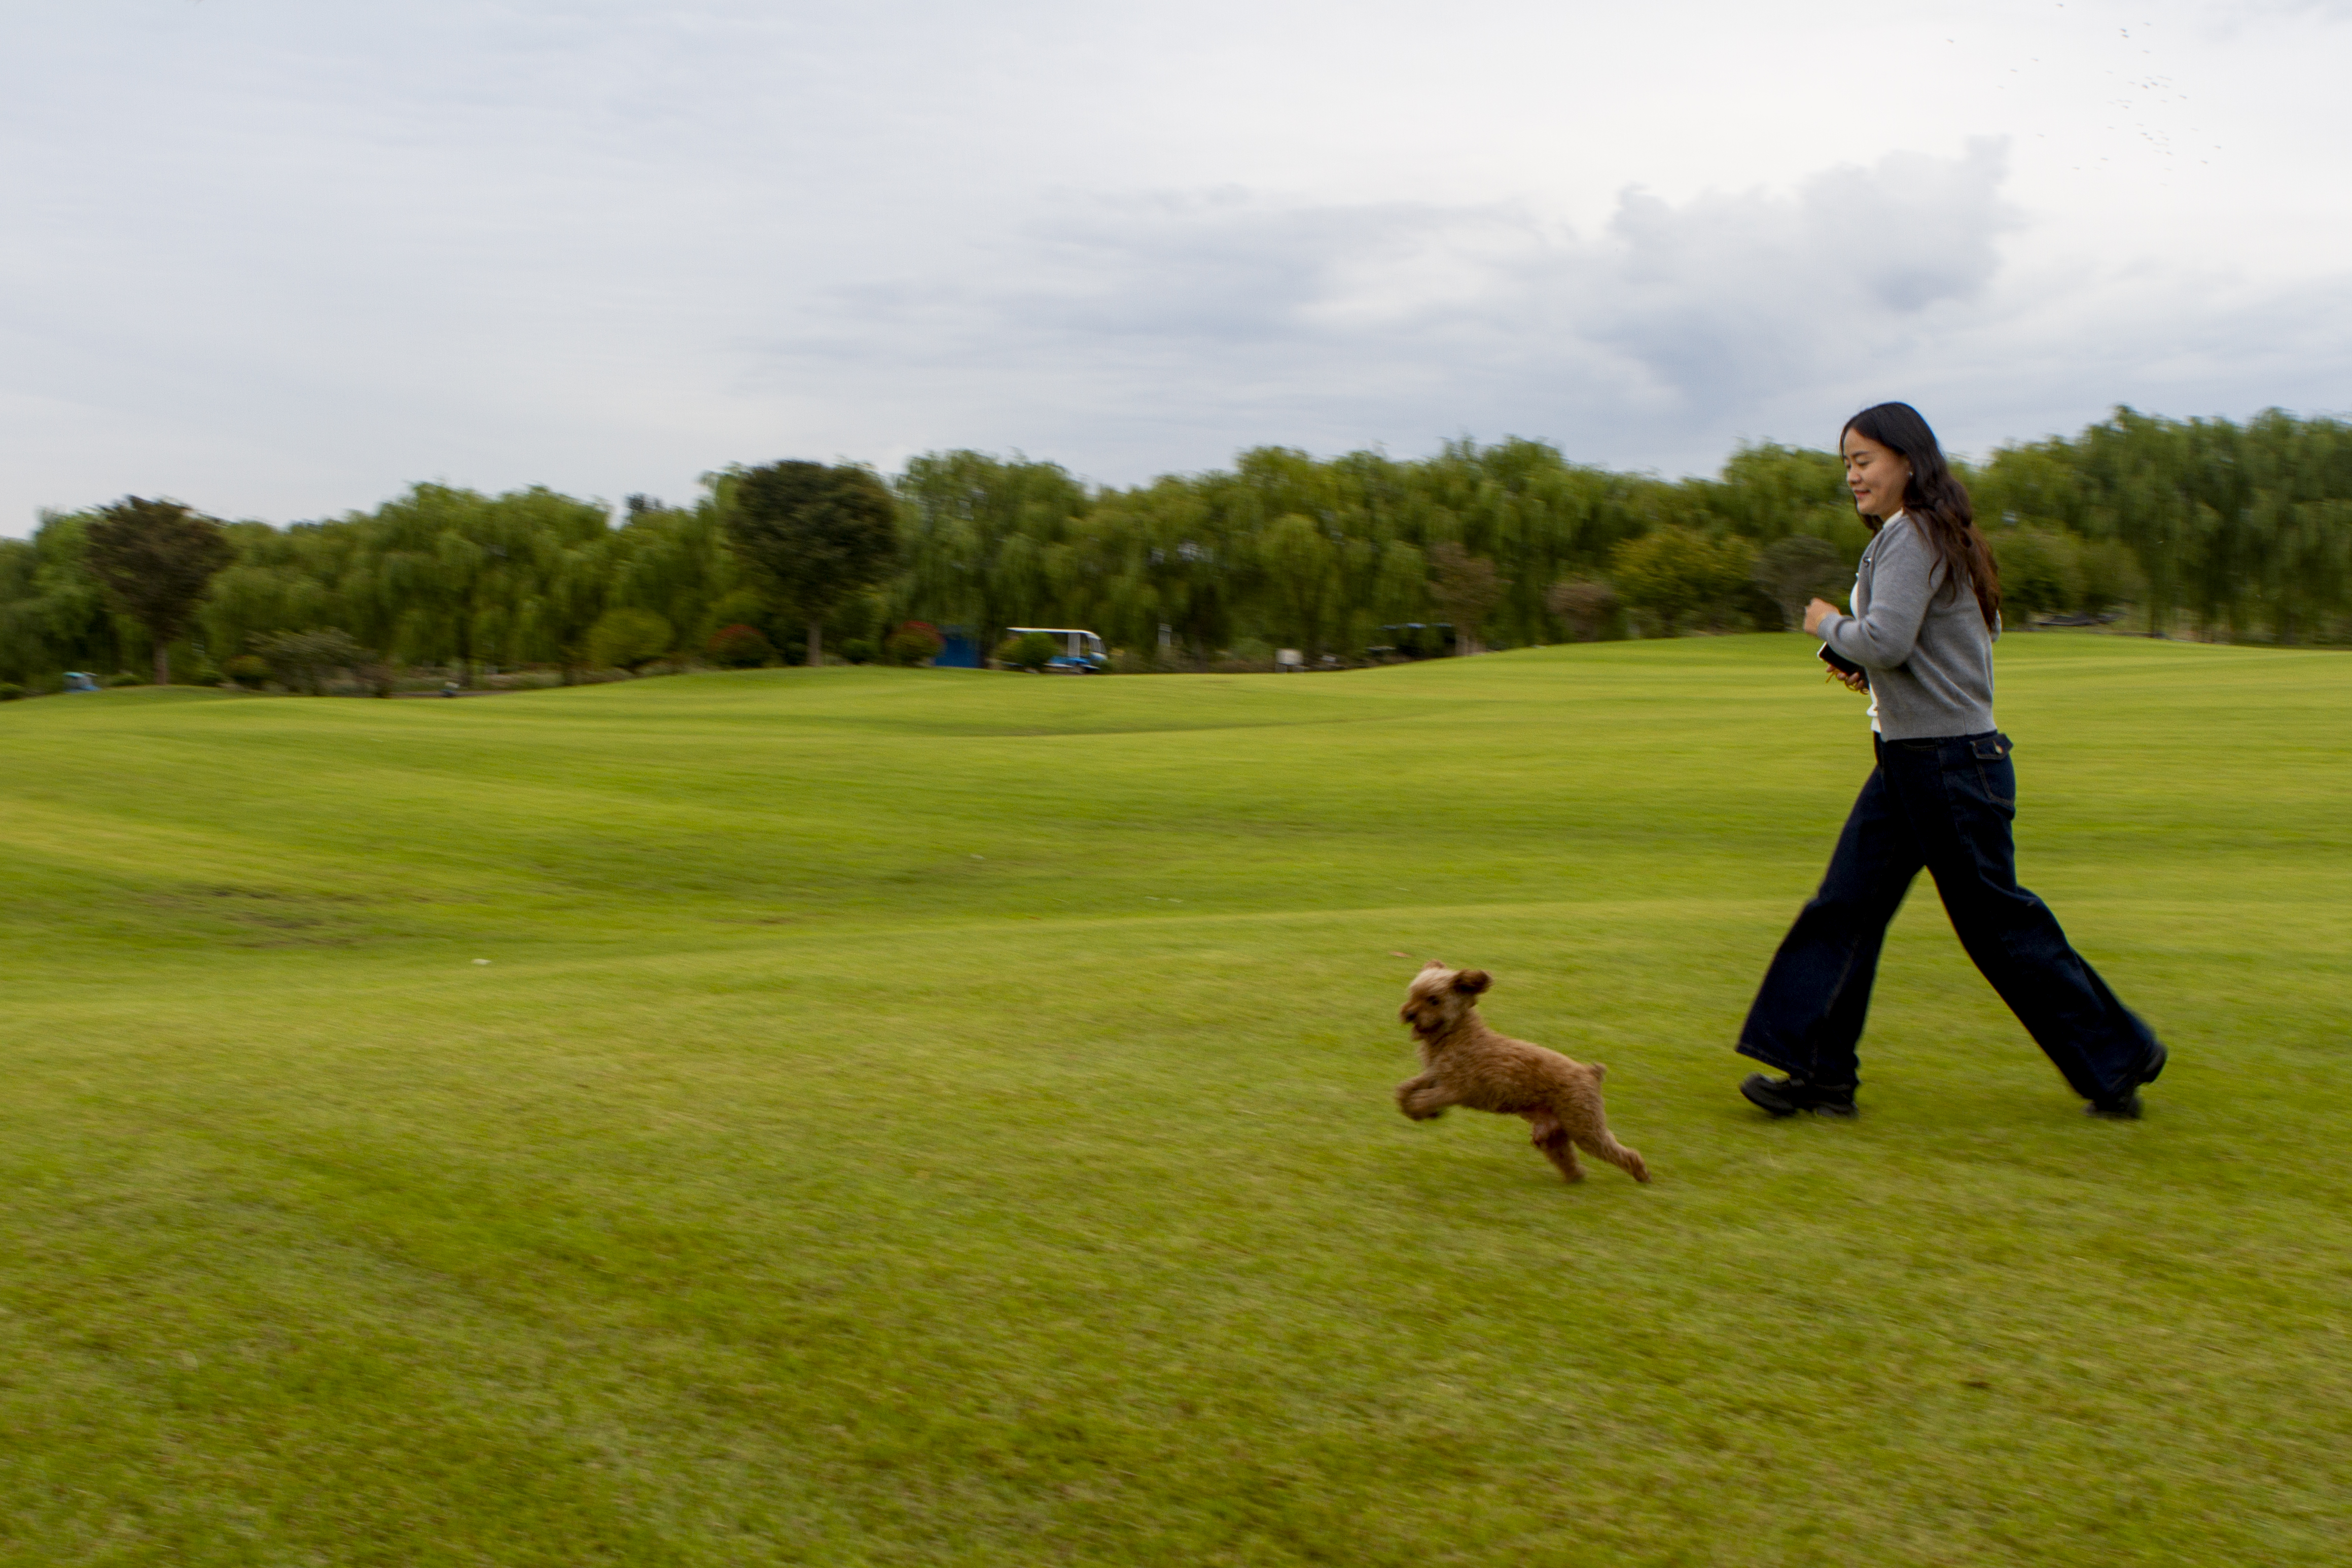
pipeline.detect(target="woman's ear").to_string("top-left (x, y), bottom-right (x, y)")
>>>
top-left (1452, 969), bottom-right (1491, 995)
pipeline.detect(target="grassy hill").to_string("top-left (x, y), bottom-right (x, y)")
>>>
top-left (3, 636), bottom-right (2347, 1566)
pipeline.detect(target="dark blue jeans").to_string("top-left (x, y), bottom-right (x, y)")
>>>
top-left (1738, 731), bottom-right (2161, 1103)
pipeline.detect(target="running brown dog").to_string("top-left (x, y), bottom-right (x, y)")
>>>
top-left (1396, 961), bottom-right (1650, 1184)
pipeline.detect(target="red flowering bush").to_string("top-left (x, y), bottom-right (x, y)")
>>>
top-left (707, 623), bottom-right (776, 668)
top-left (884, 622), bottom-right (945, 666)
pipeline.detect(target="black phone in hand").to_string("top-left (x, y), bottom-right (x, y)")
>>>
top-left (1817, 644), bottom-right (1864, 678)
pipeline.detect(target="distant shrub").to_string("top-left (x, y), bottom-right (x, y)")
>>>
top-left (1610, 527), bottom-right (1757, 634)
top-left (1428, 542), bottom-right (1508, 654)
top-left (838, 637), bottom-right (877, 665)
top-left (1228, 636), bottom-right (1275, 665)
top-left (105, 671), bottom-right (144, 688)
top-left (1545, 578), bottom-right (1619, 642)
top-left (706, 623), bottom-right (775, 668)
top-left (253, 628), bottom-right (373, 695)
top-left (1994, 526), bottom-right (2084, 622)
top-left (2077, 539), bottom-right (2147, 617)
top-left (225, 654), bottom-right (271, 688)
top-left (995, 631), bottom-right (1058, 672)
top-left (1747, 537), bottom-right (1849, 630)
top-left (588, 608), bottom-right (673, 673)
top-left (0, 682), bottom-right (23, 702)
top-left (884, 622), bottom-right (944, 666)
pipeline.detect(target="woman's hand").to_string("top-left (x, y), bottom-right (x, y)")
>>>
top-left (1807, 598), bottom-right (1867, 693)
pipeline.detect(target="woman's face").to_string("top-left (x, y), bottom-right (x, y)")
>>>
top-left (1840, 430), bottom-right (1913, 519)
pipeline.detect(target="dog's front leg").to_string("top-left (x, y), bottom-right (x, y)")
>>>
top-left (1396, 1075), bottom-right (1458, 1121)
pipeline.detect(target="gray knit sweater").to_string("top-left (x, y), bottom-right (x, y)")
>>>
top-left (1818, 513), bottom-right (1999, 741)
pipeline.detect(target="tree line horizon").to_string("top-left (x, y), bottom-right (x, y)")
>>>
top-left (2, 403), bottom-right (2347, 692)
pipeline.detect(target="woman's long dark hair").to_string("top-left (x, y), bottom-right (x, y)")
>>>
top-left (1842, 402), bottom-right (2002, 629)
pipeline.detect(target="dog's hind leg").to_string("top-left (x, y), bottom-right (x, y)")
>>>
top-left (1524, 1112), bottom-right (1585, 1182)
top-left (1574, 1127), bottom-right (1650, 1184)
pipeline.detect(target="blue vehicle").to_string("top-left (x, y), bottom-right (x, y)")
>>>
top-left (62, 670), bottom-right (101, 693)
top-left (1004, 627), bottom-right (1109, 672)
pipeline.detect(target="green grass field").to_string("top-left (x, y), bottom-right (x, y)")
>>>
top-left (4, 636), bottom-right (2348, 1566)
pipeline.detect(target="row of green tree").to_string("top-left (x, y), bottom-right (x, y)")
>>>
top-left (3, 405), bottom-right (2346, 691)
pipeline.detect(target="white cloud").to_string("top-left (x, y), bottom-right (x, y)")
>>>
top-left (1, 1), bottom-right (2346, 528)
top-left (751, 134), bottom-right (2352, 473)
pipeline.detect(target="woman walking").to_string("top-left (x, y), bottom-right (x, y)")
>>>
top-left (1736, 402), bottom-right (2167, 1119)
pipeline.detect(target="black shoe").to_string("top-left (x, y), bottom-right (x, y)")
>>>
top-left (1741, 1073), bottom-right (1857, 1118)
top-left (2087, 1040), bottom-right (2167, 1120)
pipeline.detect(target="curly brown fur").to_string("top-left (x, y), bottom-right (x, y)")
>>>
top-left (1395, 961), bottom-right (1650, 1185)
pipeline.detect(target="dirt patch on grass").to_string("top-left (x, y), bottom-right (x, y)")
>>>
top-left (142, 885), bottom-right (377, 947)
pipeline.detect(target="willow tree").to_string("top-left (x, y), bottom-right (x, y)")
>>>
top-left (0, 514), bottom-right (124, 682)
top-left (893, 451), bottom-right (1088, 657)
top-left (1258, 513), bottom-right (1340, 657)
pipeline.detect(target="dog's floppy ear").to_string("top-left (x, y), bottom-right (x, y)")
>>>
top-left (1420, 959), bottom-right (1447, 972)
top-left (1452, 969), bottom-right (1491, 995)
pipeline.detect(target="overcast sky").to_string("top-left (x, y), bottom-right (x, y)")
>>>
top-left (4, 0), bottom-right (2347, 532)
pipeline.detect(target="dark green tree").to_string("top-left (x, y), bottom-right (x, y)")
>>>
top-left (723, 461), bottom-right (900, 666)
top-left (83, 496), bottom-right (234, 685)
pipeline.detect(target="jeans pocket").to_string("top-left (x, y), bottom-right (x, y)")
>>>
top-left (1965, 733), bottom-right (2016, 809)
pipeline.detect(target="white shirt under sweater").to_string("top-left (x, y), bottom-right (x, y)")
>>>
top-left (1864, 516), bottom-right (1889, 733)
